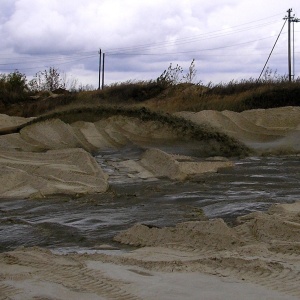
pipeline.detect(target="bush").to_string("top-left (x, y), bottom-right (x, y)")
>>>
top-left (93, 80), bottom-right (167, 102)
top-left (243, 84), bottom-right (300, 109)
top-left (0, 70), bottom-right (29, 105)
top-left (28, 67), bottom-right (66, 92)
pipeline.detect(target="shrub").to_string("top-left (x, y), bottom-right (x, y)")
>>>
top-left (93, 80), bottom-right (167, 102)
top-left (28, 67), bottom-right (66, 92)
top-left (0, 70), bottom-right (29, 105)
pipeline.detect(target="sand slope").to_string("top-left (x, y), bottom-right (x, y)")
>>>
top-left (176, 106), bottom-right (300, 153)
top-left (0, 114), bottom-right (34, 133)
top-left (0, 115), bottom-right (223, 152)
top-left (0, 114), bottom-right (238, 197)
top-left (1, 202), bottom-right (300, 299)
top-left (0, 148), bottom-right (108, 198)
top-left (137, 148), bottom-right (233, 180)
top-left (0, 107), bottom-right (298, 197)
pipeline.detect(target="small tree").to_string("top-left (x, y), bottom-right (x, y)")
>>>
top-left (0, 70), bottom-right (28, 104)
top-left (157, 63), bottom-right (184, 86)
top-left (29, 67), bottom-right (65, 92)
top-left (0, 70), bottom-right (27, 92)
top-left (157, 59), bottom-right (199, 86)
top-left (183, 59), bottom-right (197, 83)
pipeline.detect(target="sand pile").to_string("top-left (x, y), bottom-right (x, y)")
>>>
top-left (0, 107), bottom-right (297, 198)
top-left (118, 148), bottom-right (234, 181)
top-left (0, 113), bottom-right (237, 198)
top-left (1, 202), bottom-right (300, 299)
top-left (241, 106), bottom-right (300, 128)
top-left (176, 106), bottom-right (300, 153)
top-left (1, 107), bottom-right (299, 154)
top-left (0, 114), bottom-right (34, 133)
top-left (0, 115), bottom-right (225, 153)
top-left (112, 202), bottom-right (300, 297)
top-left (0, 148), bottom-right (108, 198)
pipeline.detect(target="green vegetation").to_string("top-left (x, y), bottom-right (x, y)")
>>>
top-left (0, 70), bottom-right (29, 105)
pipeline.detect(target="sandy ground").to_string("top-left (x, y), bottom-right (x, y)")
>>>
top-left (0, 107), bottom-right (300, 298)
top-left (1, 202), bottom-right (300, 299)
top-left (1, 107), bottom-right (298, 198)
top-left (0, 115), bottom-right (235, 198)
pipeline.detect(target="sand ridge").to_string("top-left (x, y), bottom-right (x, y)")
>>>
top-left (176, 106), bottom-right (300, 153)
top-left (0, 114), bottom-right (238, 153)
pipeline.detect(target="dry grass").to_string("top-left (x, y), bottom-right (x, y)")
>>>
top-left (1, 78), bottom-right (299, 117)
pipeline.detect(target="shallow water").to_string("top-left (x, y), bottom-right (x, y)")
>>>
top-left (0, 148), bottom-right (299, 253)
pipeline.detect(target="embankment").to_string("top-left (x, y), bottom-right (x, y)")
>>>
top-left (176, 106), bottom-right (300, 154)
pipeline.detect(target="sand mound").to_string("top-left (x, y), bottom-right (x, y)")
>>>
top-left (0, 115), bottom-right (235, 198)
top-left (1, 108), bottom-right (299, 154)
top-left (241, 106), bottom-right (300, 128)
top-left (0, 114), bottom-right (248, 157)
top-left (0, 148), bottom-right (108, 198)
top-left (176, 106), bottom-right (300, 153)
top-left (20, 119), bottom-right (94, 152)
top-left (139, 148), bottom-right (234, 180)
top-left (1, 203), bottom-right (300, 299)
top-left (112, 202), bottom-right (300, 297)
top-left (116, 148), bottom-right (234, 181)
top-left (0, 114), bottom-right (33, 133)
top-left (114, 218), bottom-right (241, 250)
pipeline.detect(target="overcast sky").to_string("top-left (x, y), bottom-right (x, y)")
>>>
top-left (1, 0), bottom-right (300, 88)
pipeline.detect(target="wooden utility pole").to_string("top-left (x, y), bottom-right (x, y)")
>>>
top-left (98, 49), bottom-right (102, 90)
top-left (287, 9), bottom-right (292, 81)
top-left (284, 9), bottom-right (299, 81)
top-left (101, 53), bottom-right (105, 90)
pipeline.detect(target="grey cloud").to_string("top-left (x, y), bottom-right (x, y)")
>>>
top-left (0, 0), bottom-right (299, 86)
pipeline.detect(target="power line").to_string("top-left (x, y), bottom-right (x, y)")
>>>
top-left (258, 20), bottom-right (287, 80)
top-left (105, 20), bottom-right (282, 54)
top-left (107, 35), bottom-right (282, 57)
top-left (0, 54), bottom-right (97, 66)
top-left (0, 11), bottom-right (293, 78)
top-left (0, 55), bottom-right (97, 71)
top-left (1, 12), bottom-right (279, 61)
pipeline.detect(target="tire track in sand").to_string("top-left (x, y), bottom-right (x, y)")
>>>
top-left (0, 248), bottom-right (141, 300)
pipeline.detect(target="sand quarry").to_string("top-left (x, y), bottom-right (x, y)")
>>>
top-left (0, 106), bottom-right (300, 299)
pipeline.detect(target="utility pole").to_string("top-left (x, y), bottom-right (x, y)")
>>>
top-left (101, 52), bottom-right (105, 90)
top-left (284, 9), bottom-right (299, 81)
top-left (98, 49), bottom-right (102, 90)
top-left (288, 8), bottom-right (292, 81)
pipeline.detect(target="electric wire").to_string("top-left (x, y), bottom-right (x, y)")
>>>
top-left (0, 12), bottom-right (294, 73)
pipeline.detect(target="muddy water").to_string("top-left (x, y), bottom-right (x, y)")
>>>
top-left (0, 147), bottom-right (299, 253)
